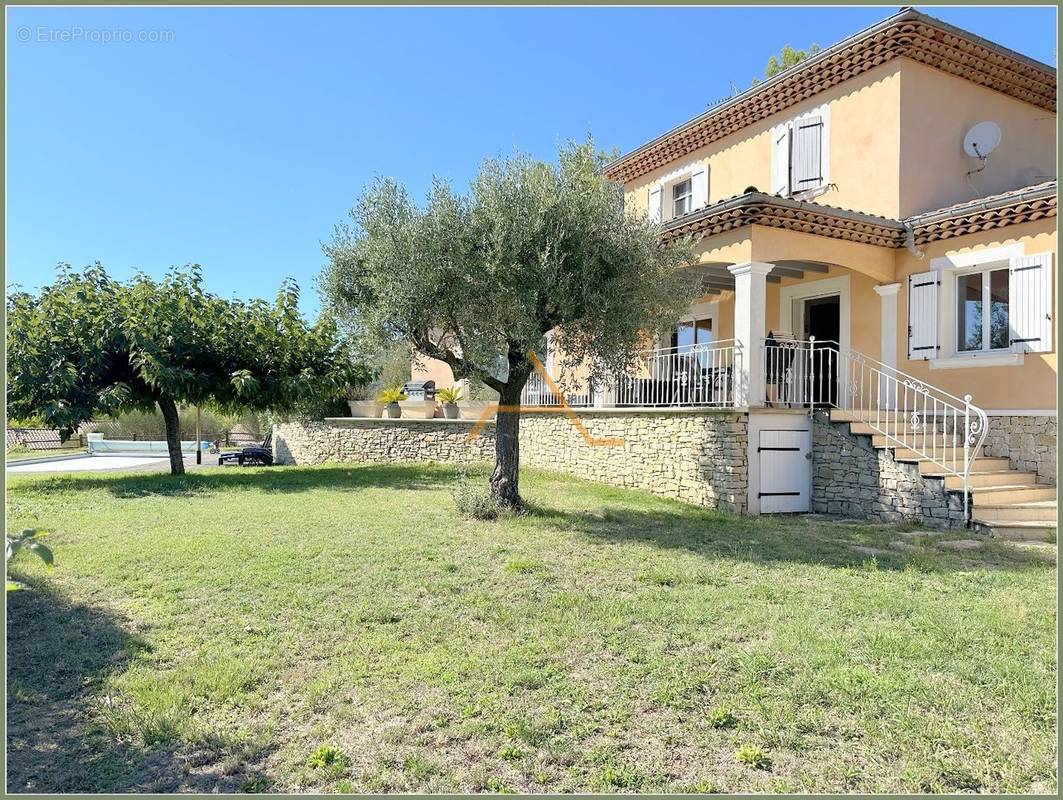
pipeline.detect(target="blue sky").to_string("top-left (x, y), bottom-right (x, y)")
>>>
top-left (6, 5), bottom-right (1057, 316)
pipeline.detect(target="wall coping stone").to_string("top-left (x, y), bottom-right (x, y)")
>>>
top-left (323, 416), bottom-right (495, 427)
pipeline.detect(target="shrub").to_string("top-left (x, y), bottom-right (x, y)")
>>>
top-left (706, 707), bottom-right (738, 729)
top-left (735, 743), bottom-right (770, 769)
top-left (308, 743), bottom-right (348, 778)
top-left (377, 387), bottom-right (407, 404)
top-left (6, 529), bottom-right (53, 591)
top-left (452, 477), bottom-right (505, 521)
top-left (436, 386), bottom-right (462, 404)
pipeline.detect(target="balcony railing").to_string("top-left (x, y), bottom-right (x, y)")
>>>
top-left (763, 336), bottom-right (989, 518)
top-left (521, 340), bottom-right (741, 410)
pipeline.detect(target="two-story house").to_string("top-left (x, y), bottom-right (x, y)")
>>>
top-left (408, 8), bottom-right (1057, 537)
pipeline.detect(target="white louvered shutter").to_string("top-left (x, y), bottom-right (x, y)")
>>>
top-left (907, 270), bottom-right (940, 360)
top-left (771, 124), bottom-right (791, 196)
top-left (648, 185), bottom-right (662, 223)
top-left (691, 165), bottom-right (708, 209)
top-left (1008, 253), bottom-right (1053, 353)
top-left (792, 115), bottom-right (824, 190)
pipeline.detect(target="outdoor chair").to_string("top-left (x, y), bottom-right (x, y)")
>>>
top-left (218, 431), bottom-right (274, 466)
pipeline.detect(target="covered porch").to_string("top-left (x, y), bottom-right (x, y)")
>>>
top-left (530, 222), bottom-right (904, 414)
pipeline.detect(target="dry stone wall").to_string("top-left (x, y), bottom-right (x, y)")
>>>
top-left (273, 418), bottom-right (495, 466)
top-left (274, 410), bottom-right (749, 514)
top-left (519, 411), bottom-right (748, 513)
top-left (982, 415), bottom-right (1056, 485)
top-left (811, 416), bottom-right (965, 527)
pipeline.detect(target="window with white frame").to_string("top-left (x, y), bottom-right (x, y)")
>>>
top-left (955, 265), bottom-right (1009, 353)
top-left (907, 247), bottom-right (1054, 365)
top-left (672, 178), bottom-right (692, 217)
top-left (770, 105), bottom-right (829, 198)
top-left (647, 164), bottom-right (708, 223)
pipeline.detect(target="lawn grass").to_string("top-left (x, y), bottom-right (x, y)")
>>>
top-left (5, 463), bottom-right (1056, 793)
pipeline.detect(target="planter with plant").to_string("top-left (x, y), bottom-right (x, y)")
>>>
top-left (437, 386), bottom-right (463, 419)
top-left (6, 528), bottom-right (54, 591)
top-left (377, 387), bottom-right (407, 418)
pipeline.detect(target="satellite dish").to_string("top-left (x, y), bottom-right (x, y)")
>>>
top-left (963, 122), bottom-right (1002, 158)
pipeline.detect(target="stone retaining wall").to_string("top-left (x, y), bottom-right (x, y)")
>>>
top-left (274, 410), bottom-right (749, 514)
top-left (520, 411), bottom-right (748, 514)
top-left (982, 415), bottom-right (1056, 485)
top-left (273, 418), bottom-right (495, 466)
top-left (811, 416), bottom-right (965, 527)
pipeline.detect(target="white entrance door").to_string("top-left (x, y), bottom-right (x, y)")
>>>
top-left (758, 429), bottom-right (811, 513)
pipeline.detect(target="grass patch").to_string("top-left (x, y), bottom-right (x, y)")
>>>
top-left (6, 463), bottom-right (1056, 793)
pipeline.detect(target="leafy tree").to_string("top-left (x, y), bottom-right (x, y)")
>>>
top-left (321, 140), bottom-right (696, 508)
top-left (752, 43), bottom-right (822, 86)
top-left (7, 264), bottom-right (363, 475)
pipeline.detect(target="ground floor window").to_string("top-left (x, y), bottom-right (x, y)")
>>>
top-left (672, 317), bottom-right (713, 352)
top-left (956, 266), bottom-right (1009, 352)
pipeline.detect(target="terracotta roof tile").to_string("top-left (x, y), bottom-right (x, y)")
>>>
top-left (661, 181), bottom-right (1057, 249)
top-left (606, 8), bottom-right (1056, 184)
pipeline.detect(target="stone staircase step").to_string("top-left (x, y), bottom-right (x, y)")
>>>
top-left (943, 471), bottom-right (1038, 490)
top-left (970, 485), bottom-right (1057, 505)
top-left (918, 457), bottom-right (1011, 475)
top-left (848, 421), bottom-right (961, 438)
top-left (972, 519), bottom-right (1057, 542)
top-left (829, 409), bottom-right (951, 423)
top-left (883, 442), bottom-right (984, 460)
top-left (972, 501), bottom-right (1058, 522)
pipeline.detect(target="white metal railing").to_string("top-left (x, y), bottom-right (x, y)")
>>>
top-left (521, 370), bottom-right (594, 407)
top-left (763, 336), bottom-right (989, 519)
top-left (522, 340), bottom-right (740, 409)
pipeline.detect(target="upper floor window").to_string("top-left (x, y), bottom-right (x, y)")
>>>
top-left (647, 165), bottom-right (707, 223)
top-left (771, 106), bottom-right (829, 198)
top-left (672, 179), bottom-right (692, 217)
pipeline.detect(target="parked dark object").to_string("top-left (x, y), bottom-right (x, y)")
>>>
top-left (401, 380), bottom-right (436, 401)
top-left (218, 432), bottom-right (274, 466)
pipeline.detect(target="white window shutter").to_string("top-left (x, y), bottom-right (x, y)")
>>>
top-left (1008, 253), bottom-right (1053, 353)
top-left (792, 115), bottom-right (824, 190)
top-left (648, 185), bottom-right (662, 223)
top-left (907, 270), bottom-right (940, 360)
top-left (691, 165), bottom-right (708, 209)
top-left (771, 124), bottom-right (791, 196)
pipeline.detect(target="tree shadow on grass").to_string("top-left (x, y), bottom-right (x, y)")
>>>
top-left (7, 462), bottom-right (464, 500)
top-left (521, 500), bottom-right (1056, 574)
top-left (5, 581), bottom-right (274, 793)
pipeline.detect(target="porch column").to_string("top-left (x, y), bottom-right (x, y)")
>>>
top-left (728, 261), bottom-right (774, 407)
top-left (874, 283), bottom-right (901, 408)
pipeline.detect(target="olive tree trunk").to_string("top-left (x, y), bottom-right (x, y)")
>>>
top-left (490, 382), bottom-right (523, 509)
top-left (158, 396), bottom-right (186, 476)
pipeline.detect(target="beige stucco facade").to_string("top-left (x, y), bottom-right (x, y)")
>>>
top-left (413, 11), bottom-right (1056, 416)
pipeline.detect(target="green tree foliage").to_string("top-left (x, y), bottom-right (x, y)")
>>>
top-left (7, 264), bottom-right (364, 475)
top-left (321, 139), bottom-right (696, 508)
top-left (752, 43), bottom-right (822, 86)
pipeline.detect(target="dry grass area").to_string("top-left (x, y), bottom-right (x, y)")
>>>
top-left (6, 464), bottom-right (1057, 793)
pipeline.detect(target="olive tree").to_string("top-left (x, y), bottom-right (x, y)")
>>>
top-left (321, 140), bottom-right (696, 508)
top-left (7, 264), bottom-right (361, 475)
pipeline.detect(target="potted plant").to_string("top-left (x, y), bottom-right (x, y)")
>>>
top-left (437, 386), bottom-right (462, 419)
top-left (377, 387), bottom-right (407, 418)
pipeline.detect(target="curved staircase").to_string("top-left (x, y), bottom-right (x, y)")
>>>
top-left (830, 410), bottom-right (1056, 542)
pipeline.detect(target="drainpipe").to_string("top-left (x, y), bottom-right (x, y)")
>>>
top-left (903, 222), bottom-right (925, 260)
